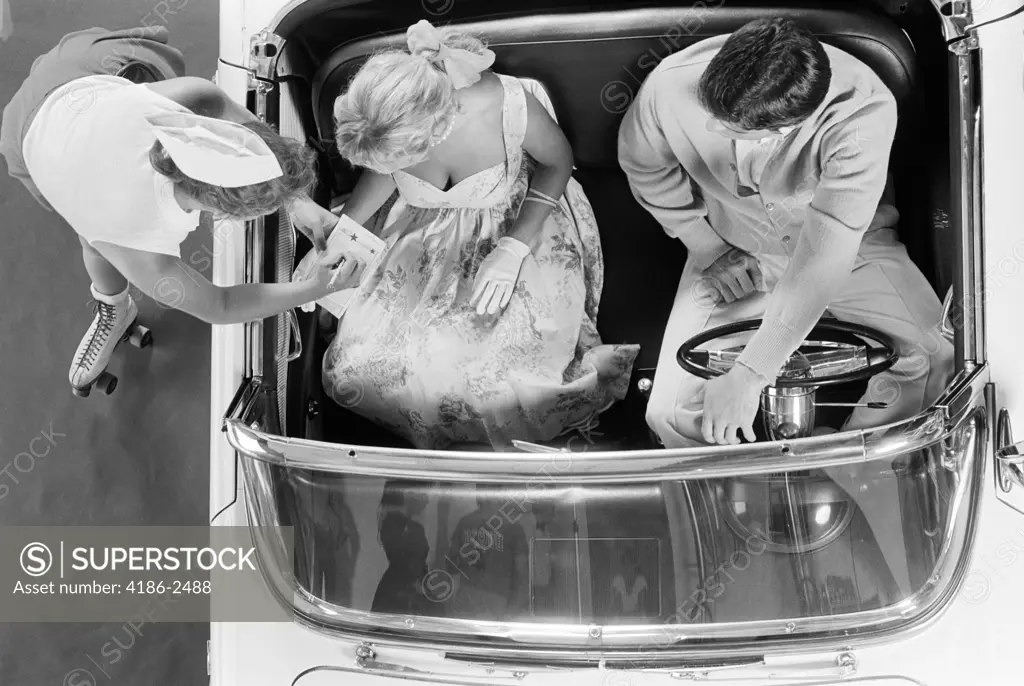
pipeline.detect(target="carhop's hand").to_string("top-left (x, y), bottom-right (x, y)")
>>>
top-left (313, 252), bottom-right (365, 296)
top-left (690, 363), bottom-right (767, 445)
top-left (701, 248), bottom-right (764, 304)
top-left (288, 195), bottom-right (338, 252)
top-left (471, 237), bottom-right (531, 316)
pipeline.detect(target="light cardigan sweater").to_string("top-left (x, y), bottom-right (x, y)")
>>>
top-left (618, 35), bottom-right (898, 384)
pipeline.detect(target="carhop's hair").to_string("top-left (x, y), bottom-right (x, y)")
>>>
top-left (698, 17), bottom-right (832, 131)
top-left (332, 29), bottom-right (490, 173)
top-left (148, 118), bottom-right (316, 217)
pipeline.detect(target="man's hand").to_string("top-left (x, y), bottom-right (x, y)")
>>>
top-left (288, 195), bottom-right (338, 251)
top-left (701, 248), bottom-right (763, 304)
top-left (692, 363), bottom-right (767, 445)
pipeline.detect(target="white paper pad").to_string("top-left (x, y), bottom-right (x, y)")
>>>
top-left (293, 214), bottom-right (386, 318)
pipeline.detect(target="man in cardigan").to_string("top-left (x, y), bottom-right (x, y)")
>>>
top-left (618, 18), bottom-right (953, 447)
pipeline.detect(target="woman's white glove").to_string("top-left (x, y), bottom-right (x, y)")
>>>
top-left (471, 236), bottom-right (531, 316)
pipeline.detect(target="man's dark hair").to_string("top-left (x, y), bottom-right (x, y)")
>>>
top-left (697, 18), bottom-right (831, 131)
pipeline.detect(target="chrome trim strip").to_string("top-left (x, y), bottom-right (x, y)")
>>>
top-left (243, 217), bottom-right (263, 380)
top-left (226, 408), bottom-right (942, 482)
top-left (291, 650), bottom-right (861, 683)
top-left (242, 67), bottom-right (277, 381)
top-left (292, 663), bottom-right (528, 686)
top-left (971, 101), bottom-right (985, 365)
top-left (226, 362), bottom-right (988, 481)
top-left (948, 52), bottom-right (976, 368)
top-left (936, 363), bottom-right (989, 423)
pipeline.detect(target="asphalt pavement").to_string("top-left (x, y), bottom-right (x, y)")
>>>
top-left (0, 1), bottom-right (217, 683)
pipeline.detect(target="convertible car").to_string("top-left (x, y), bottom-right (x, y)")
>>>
top-left (209, 0), bottom-right (1024, 683)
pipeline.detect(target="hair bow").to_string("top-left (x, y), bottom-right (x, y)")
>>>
top-left (406, 20), bottom-right (495, 90)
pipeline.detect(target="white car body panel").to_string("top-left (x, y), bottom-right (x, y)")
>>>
top-left (209, 0), bottom-right (1024, 683)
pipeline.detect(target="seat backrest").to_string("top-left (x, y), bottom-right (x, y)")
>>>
top-left (312, 8), bottom-right (915, 168)
top-left (311, 7), bottom-right (917, 372)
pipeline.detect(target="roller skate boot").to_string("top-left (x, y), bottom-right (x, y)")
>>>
top-left (69, 285), bottom-right (152, 397)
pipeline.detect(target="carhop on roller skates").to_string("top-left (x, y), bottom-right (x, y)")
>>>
top-left (69, 284), bottom-right (153, 397)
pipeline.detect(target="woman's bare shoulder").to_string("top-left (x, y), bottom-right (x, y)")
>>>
top-left (457, 71), bottom-right (505, 115)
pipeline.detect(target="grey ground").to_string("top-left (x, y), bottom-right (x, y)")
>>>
top-left (0, 2), bottom-right (216, 684)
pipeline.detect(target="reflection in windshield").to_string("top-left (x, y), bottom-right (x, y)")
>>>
top-left (373, 479), bottom-right (441, 616)
top-left (273, 440), bottom-right (959, 628)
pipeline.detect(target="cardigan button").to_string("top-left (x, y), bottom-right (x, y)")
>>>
top-left (782, 235), bottom-right (791, 243)
top-left (766, 203), bottom-right (775, 211)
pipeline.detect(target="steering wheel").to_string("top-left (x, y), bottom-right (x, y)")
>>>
top-left (676, 319), bottom-right (900, 564)
top-left (677, 318), bottom-right (898, 388)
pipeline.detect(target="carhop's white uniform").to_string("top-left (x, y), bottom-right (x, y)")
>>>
top-left (22, 75), bottom-right (203, 256)
top-left (23, 75), bottom-right (285, 257)
top-left (2, 25), bottom-right (286, 396)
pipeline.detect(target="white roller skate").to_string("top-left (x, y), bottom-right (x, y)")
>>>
top-left (69, 284), bottom-right (153, 397)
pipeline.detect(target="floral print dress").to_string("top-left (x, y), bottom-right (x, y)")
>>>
top-left (322, 74), bottom-right (638, 450)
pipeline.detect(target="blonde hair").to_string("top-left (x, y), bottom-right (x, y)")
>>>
top-left (333, 29), bottom-right (489, 173)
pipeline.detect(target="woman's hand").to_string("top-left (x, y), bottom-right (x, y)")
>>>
top-left (288, 195), bottom-right (339, 251)
top-left (471, 237), bottom-right (531, 315)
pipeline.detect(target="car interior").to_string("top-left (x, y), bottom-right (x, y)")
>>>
top-left (268, 0), bottom-right (954, 452)
top-left (240, 0), bottom-right (969, 631)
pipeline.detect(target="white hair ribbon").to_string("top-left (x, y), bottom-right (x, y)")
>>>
top-left (406, 20), bottom-right (495, 90)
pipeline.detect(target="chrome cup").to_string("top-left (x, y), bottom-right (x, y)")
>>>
top-left (760, 355), bottom-right (816, 440)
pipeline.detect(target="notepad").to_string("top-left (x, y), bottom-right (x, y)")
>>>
top-left (293, 214), bottom-right (386, 318)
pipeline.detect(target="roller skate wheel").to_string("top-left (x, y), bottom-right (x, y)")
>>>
top-left (129, 325), bottom-right (152, 348)
top-left (95, 372), bottom-right (118, 396)
top-left (72, 385), bottom-right (91, 398)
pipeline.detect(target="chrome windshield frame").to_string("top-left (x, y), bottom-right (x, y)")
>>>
top-left (227, 406), bottom-right (944, 482)
top-left (226, 366), bottom-right (989, 660)
top-left (225, 366), bottom-right (986, 483)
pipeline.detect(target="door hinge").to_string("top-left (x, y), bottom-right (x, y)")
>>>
top-left (996, 408), bottom-right (1024, 493)
top-left (930, 0), bottom-right (980, 51)
top-left (207, 639), bottom-right (211, 676)
top-left (948, 30), bottom-right (980, 54)
top-left (991, 387), bottom-right (1024, 518)
top-left (248, 29), bottom-right (285, 84)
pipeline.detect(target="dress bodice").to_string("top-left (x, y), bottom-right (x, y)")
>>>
top-left (391, 73), bottom-right (527, 210)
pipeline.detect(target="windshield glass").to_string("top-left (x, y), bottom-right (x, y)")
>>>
top-left (265, 418), bottom-right (975, 635)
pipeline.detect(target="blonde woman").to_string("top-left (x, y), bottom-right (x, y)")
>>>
top-left (323, 20), bottom-right (638, 450)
